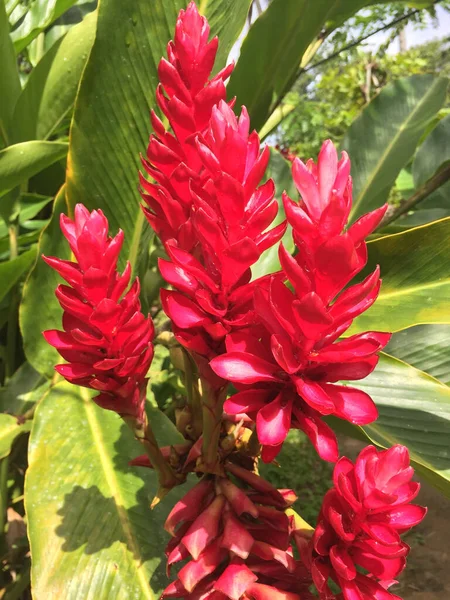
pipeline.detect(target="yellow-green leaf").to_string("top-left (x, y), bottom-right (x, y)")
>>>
top-left (26, 382), bottom-right (191, 599)
top-left (351, 218), bottom-right (450, 334)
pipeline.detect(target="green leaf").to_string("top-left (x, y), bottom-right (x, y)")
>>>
top-left (351, 218), bottom-right (450, 334)
top-left (36, 12), bottom-right (97, 140)
top-left (20, 187), bottom-right (69, 378)
top-left (0, 361), bottom-right (44, 415)
top-left (198, 0), bottom-right (252, 71)
top-left (0, 414), bottom-right (31, 460)
top-left (380, 208), bottom-right (450, 234)
top-left (227, 0), bottom-right (420, 132)
top-left (10, 38), bottom-right (64, 143)
top-left (0, 229), bottom-right (42, 256)
top-left (26, 382), bottom-right (192, 599)
top-left (65, 0), bottom-right (188, 269)
top-left (227, 0), bottom-right (336, 131)
top-left (357, 353), bottom-right (450, 496)
top-left (413, 113), bottom-right (450, 189)
top-left (18, 193), bottom-right (53, 222)
top-left (0, 247), bottom-right (37, 303)
top-left (342, 75), bottom-right (449, 221)
top-left (0, 0), bottom-right (21, 147)
top-left (12, 13), bottom-right (96, 142)
top-left (259, 103), bottom-right (296, 141)
top-left (386, 325), bottom-right (450, 386)
top-left (0, 141), bottom-right (68, 198)
top-left (11, 0), bottom-right (79, 53)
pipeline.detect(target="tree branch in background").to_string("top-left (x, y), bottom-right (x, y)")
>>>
top-left (303, 7), bottom-right (425, 75)
top-left (378, 162), bottom-right (450, 230)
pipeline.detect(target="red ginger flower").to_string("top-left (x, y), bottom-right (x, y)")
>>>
top-left (140, 1), bottom-right (234, 251)
top-left (161, 463), bottom-right (312, 600)
top-left (210, 141), bottom-right (390, 462)
top-left (160, 100), bottom-right (286, 366)
top-left (43, 204), bottom-right (154, 422)
top-left (302, 445), bottom-right (426, 600)
top-left (141, 3), bottom-right (285, 373)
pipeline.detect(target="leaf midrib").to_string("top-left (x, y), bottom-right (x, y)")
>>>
top-left (82, 389), bottom-right (154, 600)
top-left (351, 79), bottom-right (443, 218)
top-left (378, 278), bottom-right (450, 302)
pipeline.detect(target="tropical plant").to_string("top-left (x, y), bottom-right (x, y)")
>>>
top-left (0, 1), bottom-right (449, 599)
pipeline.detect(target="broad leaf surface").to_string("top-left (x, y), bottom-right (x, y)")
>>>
top-left (0, 414), bottom-right (31, 459)
top-left (0, 0), bottom-right (21, 148)
top-left (356, 353), bottom-right (450, 496)
top-left (227, 0), bottom-right (425, 132)
top-left (350, 218), bottom-right (450, 333)
top-left (198, 0), bottom-right (252, 70)
top-left (0, 361), bottom-right (45, 415)
top-left (12, 12), bottom-right (97, 142)
top-left (0, 141), bottom-right (68, 198)
top-left (386, 325), bottom-right (450, 386)
top-left (0, 247), bottom-right (37, 303)
top-left (413, 113), bottom-right (450, 188)
top-left (20, 188), bottom-right (70, 378)
top-left (26, 382), bottom-right (191, 599)
top-left (227, 0), bottom-right (336, 131)
top-left (11, 0), bottom-right (79, 53)
top-left (342, 75), bottom-right (448, 221)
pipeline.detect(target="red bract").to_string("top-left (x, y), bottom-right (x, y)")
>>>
top-left (300, 445), bottom-right (426, 600)
top-left (43, 204), bottom-right (154, 422)
top-left (141, 3), bottom-right (285, 370)
top-left (160, 464), bottom-right (312, 600)
top-left (160, 100), bottom-right (285, 364)
top-left (140, 1), bottom-right (234, 250)
top-left (210, 141), bottom-right (390, 462)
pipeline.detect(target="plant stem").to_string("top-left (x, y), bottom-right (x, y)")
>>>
top-left (182, 350), bottom-right (203, 437)
top-left (124, 414), bottom-right (180, 497)
top-left (5, 219), bottom-right (19, 380)
top-left (378, 162), bottom-right (450, 230)
top-left (201, 380), bottom-right (226, 473)
top-left (0, 459), bottom-right (9, 554)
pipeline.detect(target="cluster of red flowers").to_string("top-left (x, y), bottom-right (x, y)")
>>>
top-left (211, 141), bottom-right (390, 463)
top-left (43, 205), bottom-right (153, 424)
top-left (43, 3), bottom-right (426, 600)
top-left (162, 464), bottom-right (312, 600)
top-left (301, 445), bottom-right (426, 600)
top-left (141, 2), bottom-right (285, 384)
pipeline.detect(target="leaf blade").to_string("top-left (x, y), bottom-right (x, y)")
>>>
top-left (343, 75), bottom-right (449, 221)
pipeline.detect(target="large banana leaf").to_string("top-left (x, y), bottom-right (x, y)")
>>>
top-left (356, 354), bottom-right (450, 496)
top-left (0, 141), bottom-right (68, 198)
top-left (343, 75), bottom-right (448, 221)
top-left (350, 218), bottom-right (450, 334)
top-left (10, 0), bottom-right (79, 53)
top-left (386, 325), bottom-right (450, 386)
top-left (20, 188), bottom-right (70, 378)
top-left (0, 0), bottom-right (21, 147)
top-left (0, 414), bottom-right (32, 459)
top-left (200, 0), bottom-right (252, 70)
top-left (227, 0), bottom-right (337, 131)
top-left (26, 382), bottom-right (192, 599)
top-left (11, 12), bottom-right (97, 143)
top-left (0, 247), bottom-right (37, 303)
top-left (227, 0), bottom-right (431, 133)
top-left (413, 113), bottom-right (450, 189)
